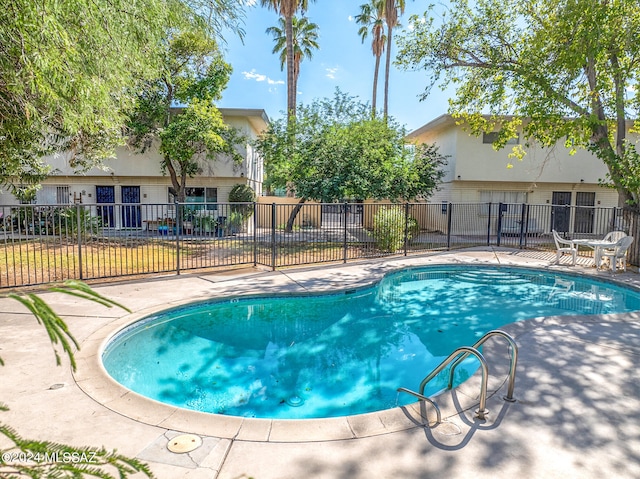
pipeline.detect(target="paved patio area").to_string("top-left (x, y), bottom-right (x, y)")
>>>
top-left (2, 247), bottom-right (640, 478)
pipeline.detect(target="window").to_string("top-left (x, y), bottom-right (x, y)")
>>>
top-left (169, 187), bottom-right (218, 210)
top-left (37, 186), bottom-right (70, 204)
top-left (482, 132), bottom-right (520, 145)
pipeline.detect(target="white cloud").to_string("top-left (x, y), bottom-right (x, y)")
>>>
top-left (242, 69), bottom-right (285, 85)
top-left (325, 67), bottom-right (339, 79)
top-left (348, 15), bottom-right (353, 22)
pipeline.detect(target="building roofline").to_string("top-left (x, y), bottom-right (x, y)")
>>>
top-left (219, 108), bottom-right (270, 124)
top-left (406, 114), bottom-right (455, 139)
top-left (408, 113), bottom-right (638, 140)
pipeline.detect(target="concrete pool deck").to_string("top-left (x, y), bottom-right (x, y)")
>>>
top-left (2, 247), bottom-right (640, 478)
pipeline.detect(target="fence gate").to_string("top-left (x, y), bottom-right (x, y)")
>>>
top-left (321, 203), bottom-right (363, 229)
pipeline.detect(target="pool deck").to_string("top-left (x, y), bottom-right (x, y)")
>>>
top-left (2, 247), bottom-right (640, 478)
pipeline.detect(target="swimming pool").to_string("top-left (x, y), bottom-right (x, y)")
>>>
top-left (102, 265), bottom-right (640, 419)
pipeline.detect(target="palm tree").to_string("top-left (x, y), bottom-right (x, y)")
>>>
top-left (260, 0), bottom-right (316, 122)
top-left (355, 0), bottom-right (386, 118)
top-left (266, 16), bottom-right (319, 100)
top-left (383, 0), bottom-right (405, 119)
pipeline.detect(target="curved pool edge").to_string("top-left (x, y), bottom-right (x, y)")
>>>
top-left (75, 305), bottom-right (483, 442)
top-left (72, 257), bottom-right (640, 442)
top-left (74, 319), bottom-right (440, 442)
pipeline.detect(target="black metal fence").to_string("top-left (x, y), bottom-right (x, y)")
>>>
top-left (1, 201), bottom-right (639, 288)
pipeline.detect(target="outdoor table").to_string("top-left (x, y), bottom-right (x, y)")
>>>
top-left (572, 239), bottom-right (617, 268)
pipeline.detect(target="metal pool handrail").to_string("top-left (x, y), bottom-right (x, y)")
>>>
top-left (398, 346), bottom-right (490, 422)
top-left (448, 330), bottom-right (518, 402)
top-left (396, 387), bottom-right (442, 426)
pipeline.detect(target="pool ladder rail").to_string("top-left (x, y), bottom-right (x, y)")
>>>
top-left (398, 330), bottom-right (518, 426)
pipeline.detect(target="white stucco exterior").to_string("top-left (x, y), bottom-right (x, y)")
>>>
top-left (0, 108), bottom-right (269, 209)
top-left (407, 114), bottom-right (632, 208)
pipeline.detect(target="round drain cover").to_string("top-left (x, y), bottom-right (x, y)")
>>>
top-left (167, 434), bottom-right (202, 453)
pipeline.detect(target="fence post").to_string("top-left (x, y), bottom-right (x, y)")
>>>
top-left (446, 203), bottom-right (453, 250)
top-left (496, 203), bottom-right (504, 247)
top-left (271, 203), bottom-right (276, 271)
top-left (253, 202), bottom-right (257, 267)
top-left (343, 202), bottom-right (348, 263)
top-left (404, 202), bottom-right (409, 256)
top-left (175, 200), bottom-right (181, 275)
top-left (76, 203), bottom-right (83, 280)
top-left (519, 202), bottom-right (527, 248)
top-left (486, 202), bottom-right (492, 246)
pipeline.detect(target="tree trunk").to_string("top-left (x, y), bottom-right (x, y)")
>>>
top-left (164, 156), bottom-right (185, 202)
top-left (372, 52), bottom-right (381, 117)
top-left (285, 197), bottom-right (306, 233)
top-left (383, 28), bottom-right (392, 119)
top-left (285, 14), bottom-right (296, 122)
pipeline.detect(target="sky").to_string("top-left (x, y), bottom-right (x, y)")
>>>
top-left (217, 0), bottom-right (453, 133)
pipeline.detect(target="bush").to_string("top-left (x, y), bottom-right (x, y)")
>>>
top-left (59, 205), bottom-right (102, 236)
top-left (372, 206), bottom-right (417, 252)
top-left (229, 184), bottom-right (255, 220)
top-left (229, 184), bottom-right (256, 203)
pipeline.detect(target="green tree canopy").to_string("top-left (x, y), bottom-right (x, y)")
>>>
top-left (127, 29), bottom-right (243, 203)
top-left (256, 89), bottom-right (446, 230)
top-left (0, 0), bottom-right (245, 196)
top-left (397, 0), bottom-right (640, 207)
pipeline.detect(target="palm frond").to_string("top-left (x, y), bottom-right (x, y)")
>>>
top-left (0, 423), bottom-right (154, 478)
top-left (4, 281), bottom-right (130, 371)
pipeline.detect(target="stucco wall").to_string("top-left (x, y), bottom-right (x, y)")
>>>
top-left (256, 197), bottom-right (322, 229)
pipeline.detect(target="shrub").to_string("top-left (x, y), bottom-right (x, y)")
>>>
top-left (229, 184), bottom-right (255, 220)
top-left (372, 206), bottom-right (417, 252)
top-left (59, 205), bottom-right (102, 236)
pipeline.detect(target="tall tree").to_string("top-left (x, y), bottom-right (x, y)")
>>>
top-left (0, 0), bottom-right (168, 193)
top-left (397, 0), bottom-right (640, 208)
top-left (382, 0), bottom-right (406, 119)
top-left (256, 89), bottom-right (446, 231)
top-left (260, 0), bottom-right (316, 122)
top-left (0, 0), bottom-right (246, 196)
top-left (355, 0), bottom-right (386, 117)
top-left (266, 16), bottom-right (320, 103)
top-left (127, 30), bottom-right (243, 203)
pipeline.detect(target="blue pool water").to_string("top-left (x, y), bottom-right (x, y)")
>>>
top-left (102, 266), bottom-right (640, 419)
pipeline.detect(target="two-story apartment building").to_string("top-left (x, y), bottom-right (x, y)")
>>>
top-left (406, 114), bottom-right (637, 235)
top-left (0, 108), bottom-right (269, 228)
top-left (407, 114), bottom-right (625, 208)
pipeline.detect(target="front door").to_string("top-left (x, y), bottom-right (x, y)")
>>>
top-left (575, 192), bottom-right (596, 234)
top-left (551, 191), bottom-right (572, 232)
top-left (121, 186), bottom-right (141, 228)
top-left (96, 186), bottom-right (115, 227)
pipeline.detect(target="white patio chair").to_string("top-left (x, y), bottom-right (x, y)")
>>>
top-left (576, 231), bottom-right (627, 267)
top-left (552, 229), bottom-right (577, 265)
top-left (600, 236), bottom-right (634, 272)
top-left (602, 230), bottom-right (627, 243)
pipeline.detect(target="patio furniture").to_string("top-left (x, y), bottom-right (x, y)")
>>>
top-left (552, 229), bottom-right (577, 265)
top-left (573, 231), bottom-right (628, 268)
top-left (600, 235), bottom-right (634, 272)
top-left (603, 230), bottom-right (628, 243)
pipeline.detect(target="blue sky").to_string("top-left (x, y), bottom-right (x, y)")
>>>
top-left (217, 0), bottom-right (452, 133)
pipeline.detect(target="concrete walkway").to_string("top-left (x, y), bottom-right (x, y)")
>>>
top-left (2, 248), bottom-right (640, 478)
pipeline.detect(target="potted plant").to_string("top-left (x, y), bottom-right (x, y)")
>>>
top-left (194, 214), bottom-right (216, 235)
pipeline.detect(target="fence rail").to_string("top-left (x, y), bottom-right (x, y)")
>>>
top-left (1, 201), bottom-right (639, 288)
